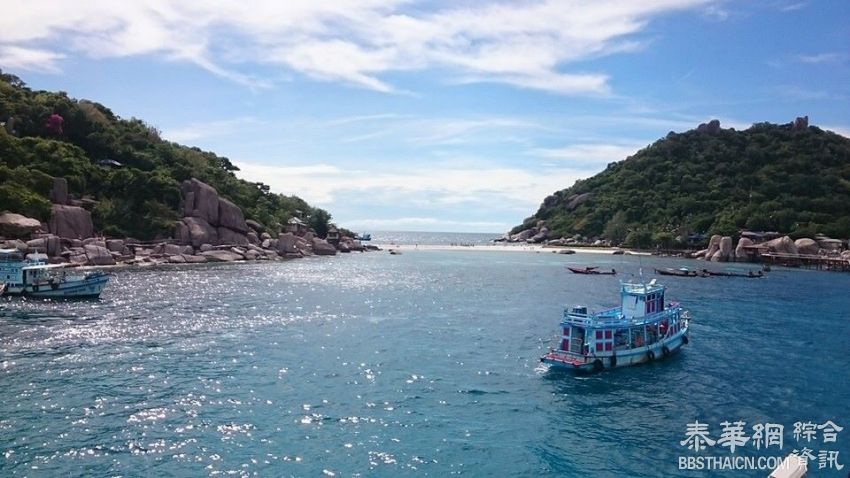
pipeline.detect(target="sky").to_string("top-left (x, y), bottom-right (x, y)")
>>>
top-left (1, 1), bottom-right (848, 233)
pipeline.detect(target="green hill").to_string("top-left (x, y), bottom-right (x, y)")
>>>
top-left (0, 70), bottom-right (331, 240)
top-left (512, 119), bottom-right (850, 247)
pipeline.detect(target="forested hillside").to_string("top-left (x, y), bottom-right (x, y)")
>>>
top-left (513, 119), bottom-right (850, 246)
top-left (0, 71), bottom-right (329, 240)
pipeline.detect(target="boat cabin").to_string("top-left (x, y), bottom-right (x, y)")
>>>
top-left (0, 250), bottom-right (67, 288)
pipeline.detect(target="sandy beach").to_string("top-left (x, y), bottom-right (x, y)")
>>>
top-left (372, 243), bottom-right (649, 255)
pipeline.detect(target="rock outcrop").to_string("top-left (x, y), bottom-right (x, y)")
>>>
top-left (734, 237), bottom-right (754, 261)
top-left (710, 236), bottom-right (733, 262)
top-left (529, 227), bottom-right (549, 243)
top-left (814, 235), bottom-right (842, 251)
top-left (182, 217), bottom-right (218, 247)
top-left (48, 205), bottom-right (93, 239)
top-left (0, 212), bottom-right (42, 238)
top-left (49, 177), bottom-right (68, 205)
top-left (84, 244), bottom-right (116, 266)
top-left (312, 237), bottom-right (337, 255)
top-left (200, 250), bottom-right (244, 262)
top-left (277, 233), bottom-right (297, 254)
top-left (697, 234), bottom-right (722, 260)
top-left (106, 239), bottom-right (125, 253)
top-left (794, 238), bottom-right (819, 255)
top-left (217, 227), bottom-right (248, 246)
top-left (218, 198), bottom-right (248, 233)
top-left (175, 178), bottom-right (255, 247)
top-left (764, 236), bottom-right (798, 255)
top-left (246, 219), bottom-right (264, 234)
top-left (511, 229), bottom-right (535, 242)
top-left (696, 119), bottom-right (721, 134)
top-left (566, 193), bottom-right (593, 211)
top-left (181, 178), bottom-right (220, 224)
top-left (1, 174), bottom-right (367, 267)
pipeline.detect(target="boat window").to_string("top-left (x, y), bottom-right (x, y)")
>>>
top-left (645, 324), bottom-right (659, 345)
top-left (659, 318), bottom-right (669, 337)
top-left (630, 326), bottom-right (645, 348)
top-left (594, 328), bottom-right (615, 353)
top-left (614, 329), bottom-right (629, 349)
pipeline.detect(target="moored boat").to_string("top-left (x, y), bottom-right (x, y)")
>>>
top-left (0, 249), bottom-right (109, 299)
top-left (567, 266), bottom-right (616, 275)
top-left (701, 268), bottom-right (764, 278)
top-left (541, 279), bottom-right (689, 372)
top-left (654, 267), bottom-right (706, 277)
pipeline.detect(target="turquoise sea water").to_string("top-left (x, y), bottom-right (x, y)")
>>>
top-left (1, 248), bottom-right (849, 477)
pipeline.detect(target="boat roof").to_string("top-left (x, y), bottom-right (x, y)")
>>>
top-left (21, 263), bottom-right (68, 270)
top-left (562, 305), bottom-right (679, 328)
top-left (620, 279), bottom-right (664, 295)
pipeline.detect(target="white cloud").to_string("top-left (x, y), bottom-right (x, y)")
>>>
top-left (823, 125), bottom-right (850, 139)
top-left (702, 5), bottom-right (730, 21)
top-left (530, 142), bottom-right (648, 166)
top-left (0, 0), bottom-right (710, 95)
top-left (796, 52), bottom-right (844, 64)
top-left (337, 115), bottom-right (547, 145)
top-left (773, 85), bottom-right (832, 101)
top-left (344, 217), bottom-right (510, 232)
top-left (0, 46), bottom-right (64, 73)
top-left (234, 161), bottom-right (586, 209)
top-left (779, 2), bottom-right (807, 12)
top-left (162, 116), bottom-right (260, 143)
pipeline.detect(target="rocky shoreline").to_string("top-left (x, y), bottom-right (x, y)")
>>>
top-left (497, 220), bottom-right (848, 264)
top-left (0, 178), bottom-right (375, 267)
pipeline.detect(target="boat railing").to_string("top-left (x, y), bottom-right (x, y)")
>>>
top-left (596, 306), bottom-right (621, 317)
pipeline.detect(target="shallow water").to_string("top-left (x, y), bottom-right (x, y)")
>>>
top-left (1, 250), bottom-right (848, 476)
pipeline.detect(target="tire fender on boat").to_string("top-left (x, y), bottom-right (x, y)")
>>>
top-left (592, 359), bottom-right (603, 372)
top-left (682, 335), bottom-right (689, 345)
top-left (647, 350), bottom-right (655, 361)
top-left (610, 354), bottom-right (617, 368)
top-left (662, 346), bottom-right (670, 357)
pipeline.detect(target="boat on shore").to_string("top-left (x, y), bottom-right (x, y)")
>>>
top-left (567, 266), bottom-right (616, 275)
top-left (654, 267), bottom-right (706, 277)
top-left (0, 249), bottom-right (109, 299)
top-left (541, 279), bottom-right (689, 373)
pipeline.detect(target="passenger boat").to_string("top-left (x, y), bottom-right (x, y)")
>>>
top-left (541, 279), bottom-right (689, 372)
top-left (567, 266), bottom-right (616, 275)
top-left (0, 249), bottom-right (109, 299)
top-left (355, 233), bottom-right (372, 241)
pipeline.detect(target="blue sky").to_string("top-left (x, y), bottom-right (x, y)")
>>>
top-left (1, 1), bottom-right (848, 233)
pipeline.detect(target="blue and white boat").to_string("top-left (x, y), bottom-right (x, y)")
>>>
top-left (0, 249), bottom-right (109, 299)
top-left (541, 279), bottom-right (689, 372)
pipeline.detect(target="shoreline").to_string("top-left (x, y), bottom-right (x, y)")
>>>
top-left (372, 243), bottom-right (650, 255)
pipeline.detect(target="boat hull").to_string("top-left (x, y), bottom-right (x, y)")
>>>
top-left (542, 331), bottom-right (689, 373)
top-left (4, 273), bottom-right (109, 299)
